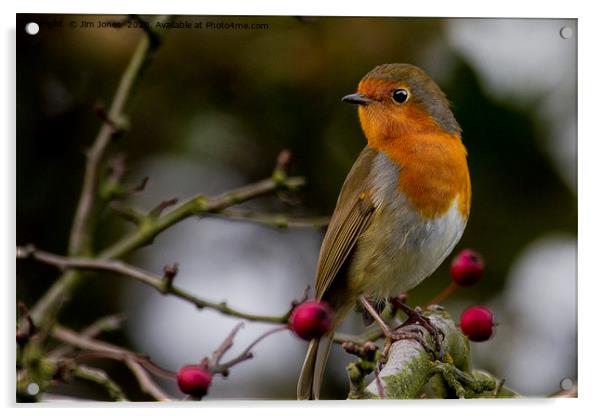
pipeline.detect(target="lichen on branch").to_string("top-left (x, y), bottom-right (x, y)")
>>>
top-left (344, 306), bottom-right (518, 399)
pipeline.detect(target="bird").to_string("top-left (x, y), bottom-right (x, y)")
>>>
top-left (297, 63), bottom-right (471, 400)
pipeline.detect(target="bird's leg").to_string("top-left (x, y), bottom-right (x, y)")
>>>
top-left (360, 297), bottom-right (386, 326)
top-left (359, 295), bottom-right (435, 363)
top-left (390, 296), bottom-right (445, 360)
top-left (359, 295), bottom-right (391, 335)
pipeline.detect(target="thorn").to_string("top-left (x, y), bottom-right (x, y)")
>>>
top-left (16, 301), bottom-right (36, 346)
top-left (276, 149), bottom-right (291, 170)
top-left (272, 149), bottom-right (292, 186)
top-left (94, 102), bottom-right (128, 136)
top-left (162, 262), bottom-right (179, 290)
top-left (108, 154), bottom-right (127, 183)
top-left (149, 198), bottom-right (178, 217)
top-left (129, 176), bottom-right (149, 193)
top-left (163, 263), bottom-right (179, 280)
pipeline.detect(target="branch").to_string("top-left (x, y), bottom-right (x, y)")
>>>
top-left (213, 208), bottom-right (330, 229)
top-left (29, 16), bottom-right (170, 327)
top-left (357, 306), bottom-right (516, 399)
top-left (17, 246), bottom-right (290, 324)
top-left (70, 19), bottom-right (164, 256)
top-left (48, 314), bottom-right (125, 360)
top-left (209, 323), bottom-right (244, 370)
top-left (205, 324), bottom-right (288, 376)
top-left (71, 365), bottom-right (128, 401)
top-left (98, 174), bottom-right (306, 260)
top-left (124, 359), bottom-right (171, 401)
top-left (51, 325), bottom-right (172, 401)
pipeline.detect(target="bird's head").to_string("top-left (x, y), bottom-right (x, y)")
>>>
top-left (342, 64), bottom-right (461, 143)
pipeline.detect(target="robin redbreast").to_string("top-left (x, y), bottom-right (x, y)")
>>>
top-left (297, 63), bottom-right (471, 399)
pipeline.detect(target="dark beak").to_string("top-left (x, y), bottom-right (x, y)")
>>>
top-left (341, 93), bottom-right (373, 106)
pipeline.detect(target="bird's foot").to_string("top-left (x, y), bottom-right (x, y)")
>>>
top-left (390, 296), bottom-right (445, 360)
top-left (358, 295), bottom-right (444, 364)
top-left (380, 325), bottom-right (437, 365)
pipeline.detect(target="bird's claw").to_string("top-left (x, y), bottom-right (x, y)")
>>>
top-left (390, 297), bottom-right (445, 361)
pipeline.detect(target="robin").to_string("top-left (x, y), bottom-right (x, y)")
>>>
top-left (297, 63), bottom-right (471, 399)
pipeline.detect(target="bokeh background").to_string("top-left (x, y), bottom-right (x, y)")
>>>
top-left (16, 15), bottom-right (577, 400)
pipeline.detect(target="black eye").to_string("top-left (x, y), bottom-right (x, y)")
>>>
top-left (392, 89), bottom-right (409, 104)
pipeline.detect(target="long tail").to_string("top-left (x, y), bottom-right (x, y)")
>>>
top-left (297, 332), bottom-right (334, 400)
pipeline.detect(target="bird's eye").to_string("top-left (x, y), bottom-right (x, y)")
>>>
top-left (392, 89), bottom-right (409, 104)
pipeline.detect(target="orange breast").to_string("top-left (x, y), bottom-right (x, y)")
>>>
top-left (360, 106), bottom-right (471, 219)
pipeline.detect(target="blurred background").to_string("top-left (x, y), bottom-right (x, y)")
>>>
top-left (16, 15), bottom-right (577, 400)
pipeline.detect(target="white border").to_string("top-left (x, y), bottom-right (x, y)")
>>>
top-left (3, 1), bottom-right (601, 415)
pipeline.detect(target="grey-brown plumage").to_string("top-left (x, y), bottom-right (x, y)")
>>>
top-left (297, 148), bottom-right (377, 400)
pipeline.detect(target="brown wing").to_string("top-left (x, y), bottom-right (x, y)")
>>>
top-left (315, 146), bottom-right (377, 300)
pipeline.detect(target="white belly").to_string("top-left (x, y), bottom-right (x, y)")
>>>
top-left (348, 152), bottom-right (467, 299)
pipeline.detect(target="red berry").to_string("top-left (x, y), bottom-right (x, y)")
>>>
top-left (176, 365), bottom-right (212, 397)
top-left (289, 301), bottom-right (334, 340)
top-left (459, 306), bottom-right (494, 342)
top-left (451, 249), bottom-right (484, 286)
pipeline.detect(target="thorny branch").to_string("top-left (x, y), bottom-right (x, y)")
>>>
top-left (202, 323), bottom-right (288, 378)
top-left (17, 246), bottom-right (293, 324)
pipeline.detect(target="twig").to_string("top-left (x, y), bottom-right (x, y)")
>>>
top-left (51, 325), bottom-right (172, 401)
top-left (213, 208), bottom-right (330, 229)
top-left (208, 325), bottom-right (288, 376)
top-left (53, 325), bottom-right (141, 358)
top-left (48, 314), bottom-right (125, 360)
top-left (98, 174), bottom-right (306, 260)
top-left (125, 359), bottom-right (170, 401)
top-left (18, 246), bottom-right (290, 324)
top-left (149, 198), bottom-right (179, 218)
top-left (71, 365), bottom-right (128, 401)
top-left (210, 323), bottom-right (244, 369)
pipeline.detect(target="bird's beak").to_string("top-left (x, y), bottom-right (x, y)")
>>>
top-left (341, 93), bottom-right (373, 106)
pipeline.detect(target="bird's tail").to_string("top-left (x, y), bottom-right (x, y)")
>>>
top-left (296, 332), bottom-right (334, 400)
